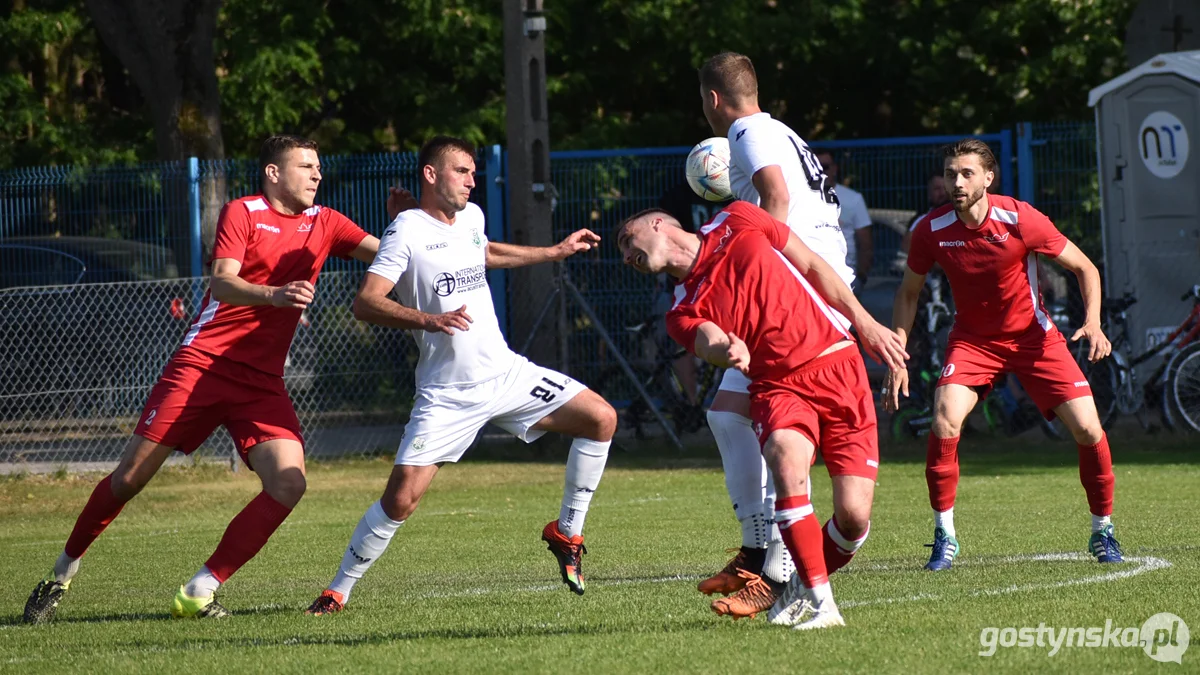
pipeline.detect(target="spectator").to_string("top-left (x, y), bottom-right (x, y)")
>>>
top-left (902, 172), bottom-right (950, 253)
top-left (816, 150), bottom-right (872, 291)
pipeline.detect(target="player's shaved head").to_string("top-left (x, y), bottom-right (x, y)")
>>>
top-left (699, 52), bottom-right (758, 106)
top-left (259, 135), bottom-right (319, 171)
top-left (616, 208), bottom-right (679, 243)
top-left (616, 208), bottom-right (688, 275)
top-left (941, 138), bottom-right (997, 174)
top-left (419, 136), bottom-right (476, 175)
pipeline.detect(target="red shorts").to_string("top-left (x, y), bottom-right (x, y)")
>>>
top-left (137, 347), bottom-right (302, 467)
top-left (938, 327), bottom-right (1091, 420)
top-left (748, 346), bottom-right (879, 480)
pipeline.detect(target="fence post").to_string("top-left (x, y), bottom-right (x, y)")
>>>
top-left (485, 144), bottom-right (508, 337)
top-left (187, 157), bottom-right (202, 278)
top-left (998, 128), bottom-right (1014, 198)
top-left (1016, 122), bottom-right (1035, 204)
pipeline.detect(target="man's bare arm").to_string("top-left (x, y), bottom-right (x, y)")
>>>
top-left (209, 258), bottom-right (313, 308)
top-left (352, 272), bottom-right (472, 335)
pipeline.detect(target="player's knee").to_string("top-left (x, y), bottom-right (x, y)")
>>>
top-left (1071, 422), bottom-right (1104, 446)
top-left (108, 470), bottom-right (147, 502)
top-left (836, 508), bottom-right (871, 539)
top-left (584, 399), bottom-right (618, 442)
top-left (382, 492), bottom-right (421, 521)
top-left (930, 413), bottom-right (962, 438)
top-left (267, 472), bottom-right (307, 508)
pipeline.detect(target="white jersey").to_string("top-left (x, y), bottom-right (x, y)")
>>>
top-left (727, 113), bottom-right (854, 286)
top-left (368, 203), bottom-right (515, 389)
top-left (834, 184), bottom-right (872, 269)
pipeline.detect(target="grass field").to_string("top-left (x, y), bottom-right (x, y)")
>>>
top-left (1, 434), bottom-right (1197, 673)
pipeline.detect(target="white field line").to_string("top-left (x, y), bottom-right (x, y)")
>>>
top-left (0, 553), bottom-right (1174, 664)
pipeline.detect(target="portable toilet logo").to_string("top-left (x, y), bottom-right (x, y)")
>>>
top-left (1139, 110), bottom-right (1190, 178)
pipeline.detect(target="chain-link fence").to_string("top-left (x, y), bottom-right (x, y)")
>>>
top-left (11, 123), bottom-right (1162, 467)
top-left (0, 272), bottom-right (418, 466)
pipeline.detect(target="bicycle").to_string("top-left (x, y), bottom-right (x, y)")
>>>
top-left (1044, 284), bottom-right (1200, 436)
top-left (889, 271), bottom-right (953, 441)
top-left (594, 316), bottom-right (721, 440)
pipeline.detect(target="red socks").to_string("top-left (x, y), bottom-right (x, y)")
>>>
top-left (203, 491), bottom-right (293, 583)
top-left (64, 474), bottom-right (128, 559)
top-left (822, 517), bottom-right (869, 575)
top-left (775, 494), bottom-right (828, 588)
top-left (926, 435), bottom-right (960, 512)
top-left (1077, 434), bottom-right (1114, 517)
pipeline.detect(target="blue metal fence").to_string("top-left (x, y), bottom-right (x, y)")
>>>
top-left (0, 162), bottom-right (192, 286)
top-left (1017, 121), bottom-right (1102, 259)
top-left (0, 125), bottom-right (1100, 340)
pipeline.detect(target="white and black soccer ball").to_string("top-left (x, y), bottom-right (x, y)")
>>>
top-left (685, 137), bottom-right (732, 202)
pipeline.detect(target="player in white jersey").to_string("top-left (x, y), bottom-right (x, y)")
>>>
top-left (305, 137), bottom-right (617, 614)
top-left (695, 53), bottom-right (874, 620)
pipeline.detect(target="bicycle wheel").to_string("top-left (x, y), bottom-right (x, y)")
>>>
top-left (888, 404), bottom-right (928, 443)
top-left (1169, 343), bottom-right (1200, 434)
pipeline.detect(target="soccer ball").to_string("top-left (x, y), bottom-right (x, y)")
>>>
top-left (685, 137), bottom-right (733, 202)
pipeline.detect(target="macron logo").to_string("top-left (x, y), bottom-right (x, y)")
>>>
top-left (940, 240), bottom-right (966, 247)
top-left (255, 223), bottom-right (281, 234)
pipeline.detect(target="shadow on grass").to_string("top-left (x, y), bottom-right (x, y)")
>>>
top-left (0, 603), bottom-right (295, 629)
top-left (459, 428), bottom-right (1199, 476)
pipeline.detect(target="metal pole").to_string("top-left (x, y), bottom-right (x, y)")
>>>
top-left (562, 275), bottom-right (685, 451)
top-left (1016, 123), bottom-right (1035, 204)
top-left (485, 144), bottom-right (509, 337)
top-left (187, 157), bottom-right (202, 278)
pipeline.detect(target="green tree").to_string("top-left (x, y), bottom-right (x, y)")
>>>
top-left (0, 0), bottom-right (149, 166)
top-left (0, 0), bottom-right (1144, 166)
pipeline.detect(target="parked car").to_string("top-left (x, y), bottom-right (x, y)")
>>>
top-left (0, 237), bottom-right (180, 289)
top-left (0, 238), bottom-right (189, 424)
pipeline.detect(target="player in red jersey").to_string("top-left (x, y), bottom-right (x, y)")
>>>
top-left (22, 135), bottom-right (415, 623)
top-left (616, 202), bottom-right (907, 630)
top-left (885, 139), bottom-right (1123, 571)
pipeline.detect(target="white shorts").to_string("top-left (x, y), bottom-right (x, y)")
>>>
top-left (718, 368), bottom-right (751, 394)
top-left (395, 356), bottom-right (586, 466)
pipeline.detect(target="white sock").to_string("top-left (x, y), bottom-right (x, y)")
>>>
top-left (708, 410), bottom-right (769, 548)
top-left (1092, 514), bottom-right (1111, 533)
top-left (559, 438), bottom-right (610, 538)
top-left (762, 537), bottom-right (796, 585)
top-left (184, 565), bottom-right (221, 598)
top-left (809, 581), bottom-right (835, 607)
top-left (53, 551), bottom-right (80, 584)
top-left (935, 508), bottom-right (956, 537)
top-left (328, 500), bottom-right (405, 604)
top-left (740, 512), bottom-right (771, 550)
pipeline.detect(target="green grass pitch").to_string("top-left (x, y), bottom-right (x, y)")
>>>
top-left (1, 435), bottom-right (1197, 673)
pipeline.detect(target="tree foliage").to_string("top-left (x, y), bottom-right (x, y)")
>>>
top-left (1, 0), bottom-right (1140, 167)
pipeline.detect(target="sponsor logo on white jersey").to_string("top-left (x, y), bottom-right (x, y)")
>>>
top-left (940, 240), bottom-right (966, 247)
top-left (433, 264), bottom-right (487, 297)
top-left (256, 223), bottom-right (281, 234)
top-left (426, 242), bottom-right (448, 251)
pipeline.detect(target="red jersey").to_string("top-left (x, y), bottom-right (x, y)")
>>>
top-left (666, 201), bottom-right (851, 383)
top-left (181, 195), bottom-right (369, 376)
top-left (907, 195), bottom-right (1067, 340)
